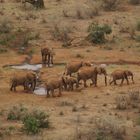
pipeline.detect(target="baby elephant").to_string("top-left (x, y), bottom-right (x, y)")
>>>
top-left (10, 71), bottom-right (36, 92)
top-left (41, 47), bottom-right (55, 67)
top-left (44, 78), bottom-right (63, 97)
top-left (109, 70), bottom-right (134, 86)
top-left (62, 76), bottom-right (79, 91)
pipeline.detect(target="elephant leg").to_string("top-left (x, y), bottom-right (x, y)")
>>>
top-left (94, 75), bottom-right (98, 87)
top-left (110, 80), bottom-right (114, 85)
top-left (14, 85), bottom-right (16, 92)
top-left (58, 87), bottom-right (62, 97)
top-left (131, 76), bottom-right (134, 84)
top-left (120, 78), bottom-right (124, 86)
top-left (114, 80), bottom-right (117, 85)
top-left (63, 82), bottom-right (67, 90)
top-left (10, 83), bottom-right (14, 91)
top-left (46, 89), bottom-right (50, 98)
top-left (71, 84), bottom-right (74, 91)
top-left (77, 77), bottom-right (81, 85)
top-left (84, 80), bottom-right (88, 88)
top-left (51, 89), bottom-right (55, 97)
top-left (42, 54), bottom-right (45, 64)
top-left (48, 54), bottom-right (50, 67)
top-left (24, 81), bottom-right (29, 91)
top-left (30, 81), bottom-right (36, 91)
top-left (76, 81), bottom-right (79, 88)
top-left (105, 75), bottom-right (107, 86)
top-left (51, 56), bottom-right (53, 65)
top-left (34, 80), bottom-right (36, 91)
top-left (90, 77), bottom-right (95, 86)
top-left (65, 84), bottom-right (68, 91)
top-left (125, 76), bottom-right (129, 85)
top-left (70, 83), bottom-right (73, 91)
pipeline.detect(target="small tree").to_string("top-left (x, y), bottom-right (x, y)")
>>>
top-left (87, 23), bottom-right (112, 44)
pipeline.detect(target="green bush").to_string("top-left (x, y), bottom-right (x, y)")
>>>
top-left (22, 110), bottom-right (49, 134)
top-left (23, 116), bottom-right (40, 134)
top-left (32, 110), bottom-right (50, 128)
top-left (87, 23), bottom-right (112, 44)
top-left (7, 105), bottom-right (28, 121)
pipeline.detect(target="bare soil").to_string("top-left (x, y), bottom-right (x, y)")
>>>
top-left (0, 0), bottom-right (140, 140)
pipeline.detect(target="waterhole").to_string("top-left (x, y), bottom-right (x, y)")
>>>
top-left (11, 63), bottom-right (53, 71)
top-left (34, 87), bottom-right (46, 96)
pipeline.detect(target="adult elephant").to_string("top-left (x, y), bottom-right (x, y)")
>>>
top-left (41, 47), bottom-right (54, 67)
top-left (10, 71), bottom-right (36, 92)
top-left (109, 70), bottom-right (134, 86)
top-left (63, 61), bottom-right (92, 76)
top-left (77, 66), bottom-right (107, 87)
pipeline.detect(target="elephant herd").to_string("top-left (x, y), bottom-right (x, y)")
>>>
top-left (10, 47), bottom-right (135, 97)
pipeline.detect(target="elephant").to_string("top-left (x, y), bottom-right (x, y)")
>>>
top-left (63, 61), bottom-right (92, 76)
top-left (109, 70), bottom-right (134, 86)
top-left (62, 75), bottom-right (79, 91)
top-left (41, 47), bottom-right (55, 67)
top-left (10, 71), bottom-right (37, 92)
top-left (44, 78), bottom-right (63, 97)
top-left (77, 66), bottom-right (107, 87)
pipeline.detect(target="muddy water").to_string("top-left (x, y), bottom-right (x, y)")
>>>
top-left (11, 63), bottom-right (54, 71)
top-left (34, 87), bottom-right (46, 96)
top-left (7, 63), bottom-right (64, 96)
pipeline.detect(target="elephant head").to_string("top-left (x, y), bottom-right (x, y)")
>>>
top-left (95, 67), bottom-right (107, 86)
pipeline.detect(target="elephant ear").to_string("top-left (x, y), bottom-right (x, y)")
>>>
top-left (94, 67), bottom-right (98, 74)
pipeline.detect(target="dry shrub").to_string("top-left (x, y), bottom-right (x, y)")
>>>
top-left (101, 0), bottom-right (120, 11)
top-left (115, 90), bottom-right (140, 110)
top-left (86, 1), bottom-right (101, 18)
top-left (25, 12), bottom-right (37, 20)
top-left (129, 27), bottom-right (136, 39)
top-left (128, 90), bottom-right (140, 101)
top-left (62, 9), bottom-right (69, 17)
top-left (50, 23), bottom-right (73, 47)
top-left (115, 95), bottom-right (129, 110)
top-left (0, 19), bottom-right (13, 34)
top-left (95, 116), bottom-right (126, 140)
top-left (75, 54), bottom-right (84, 59)
top-left (59, 99), bottom-right (74, 106)
top-left (86, 6), bottom-right (100, 18)
top-left (76, 9), bottom-right (83, 19)
top-left (129, 0), bottom-right (140, 5)
top-left (72, 115), bottom-right (126, 140)
top-left (136, 21), bottom-right (140, 31)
